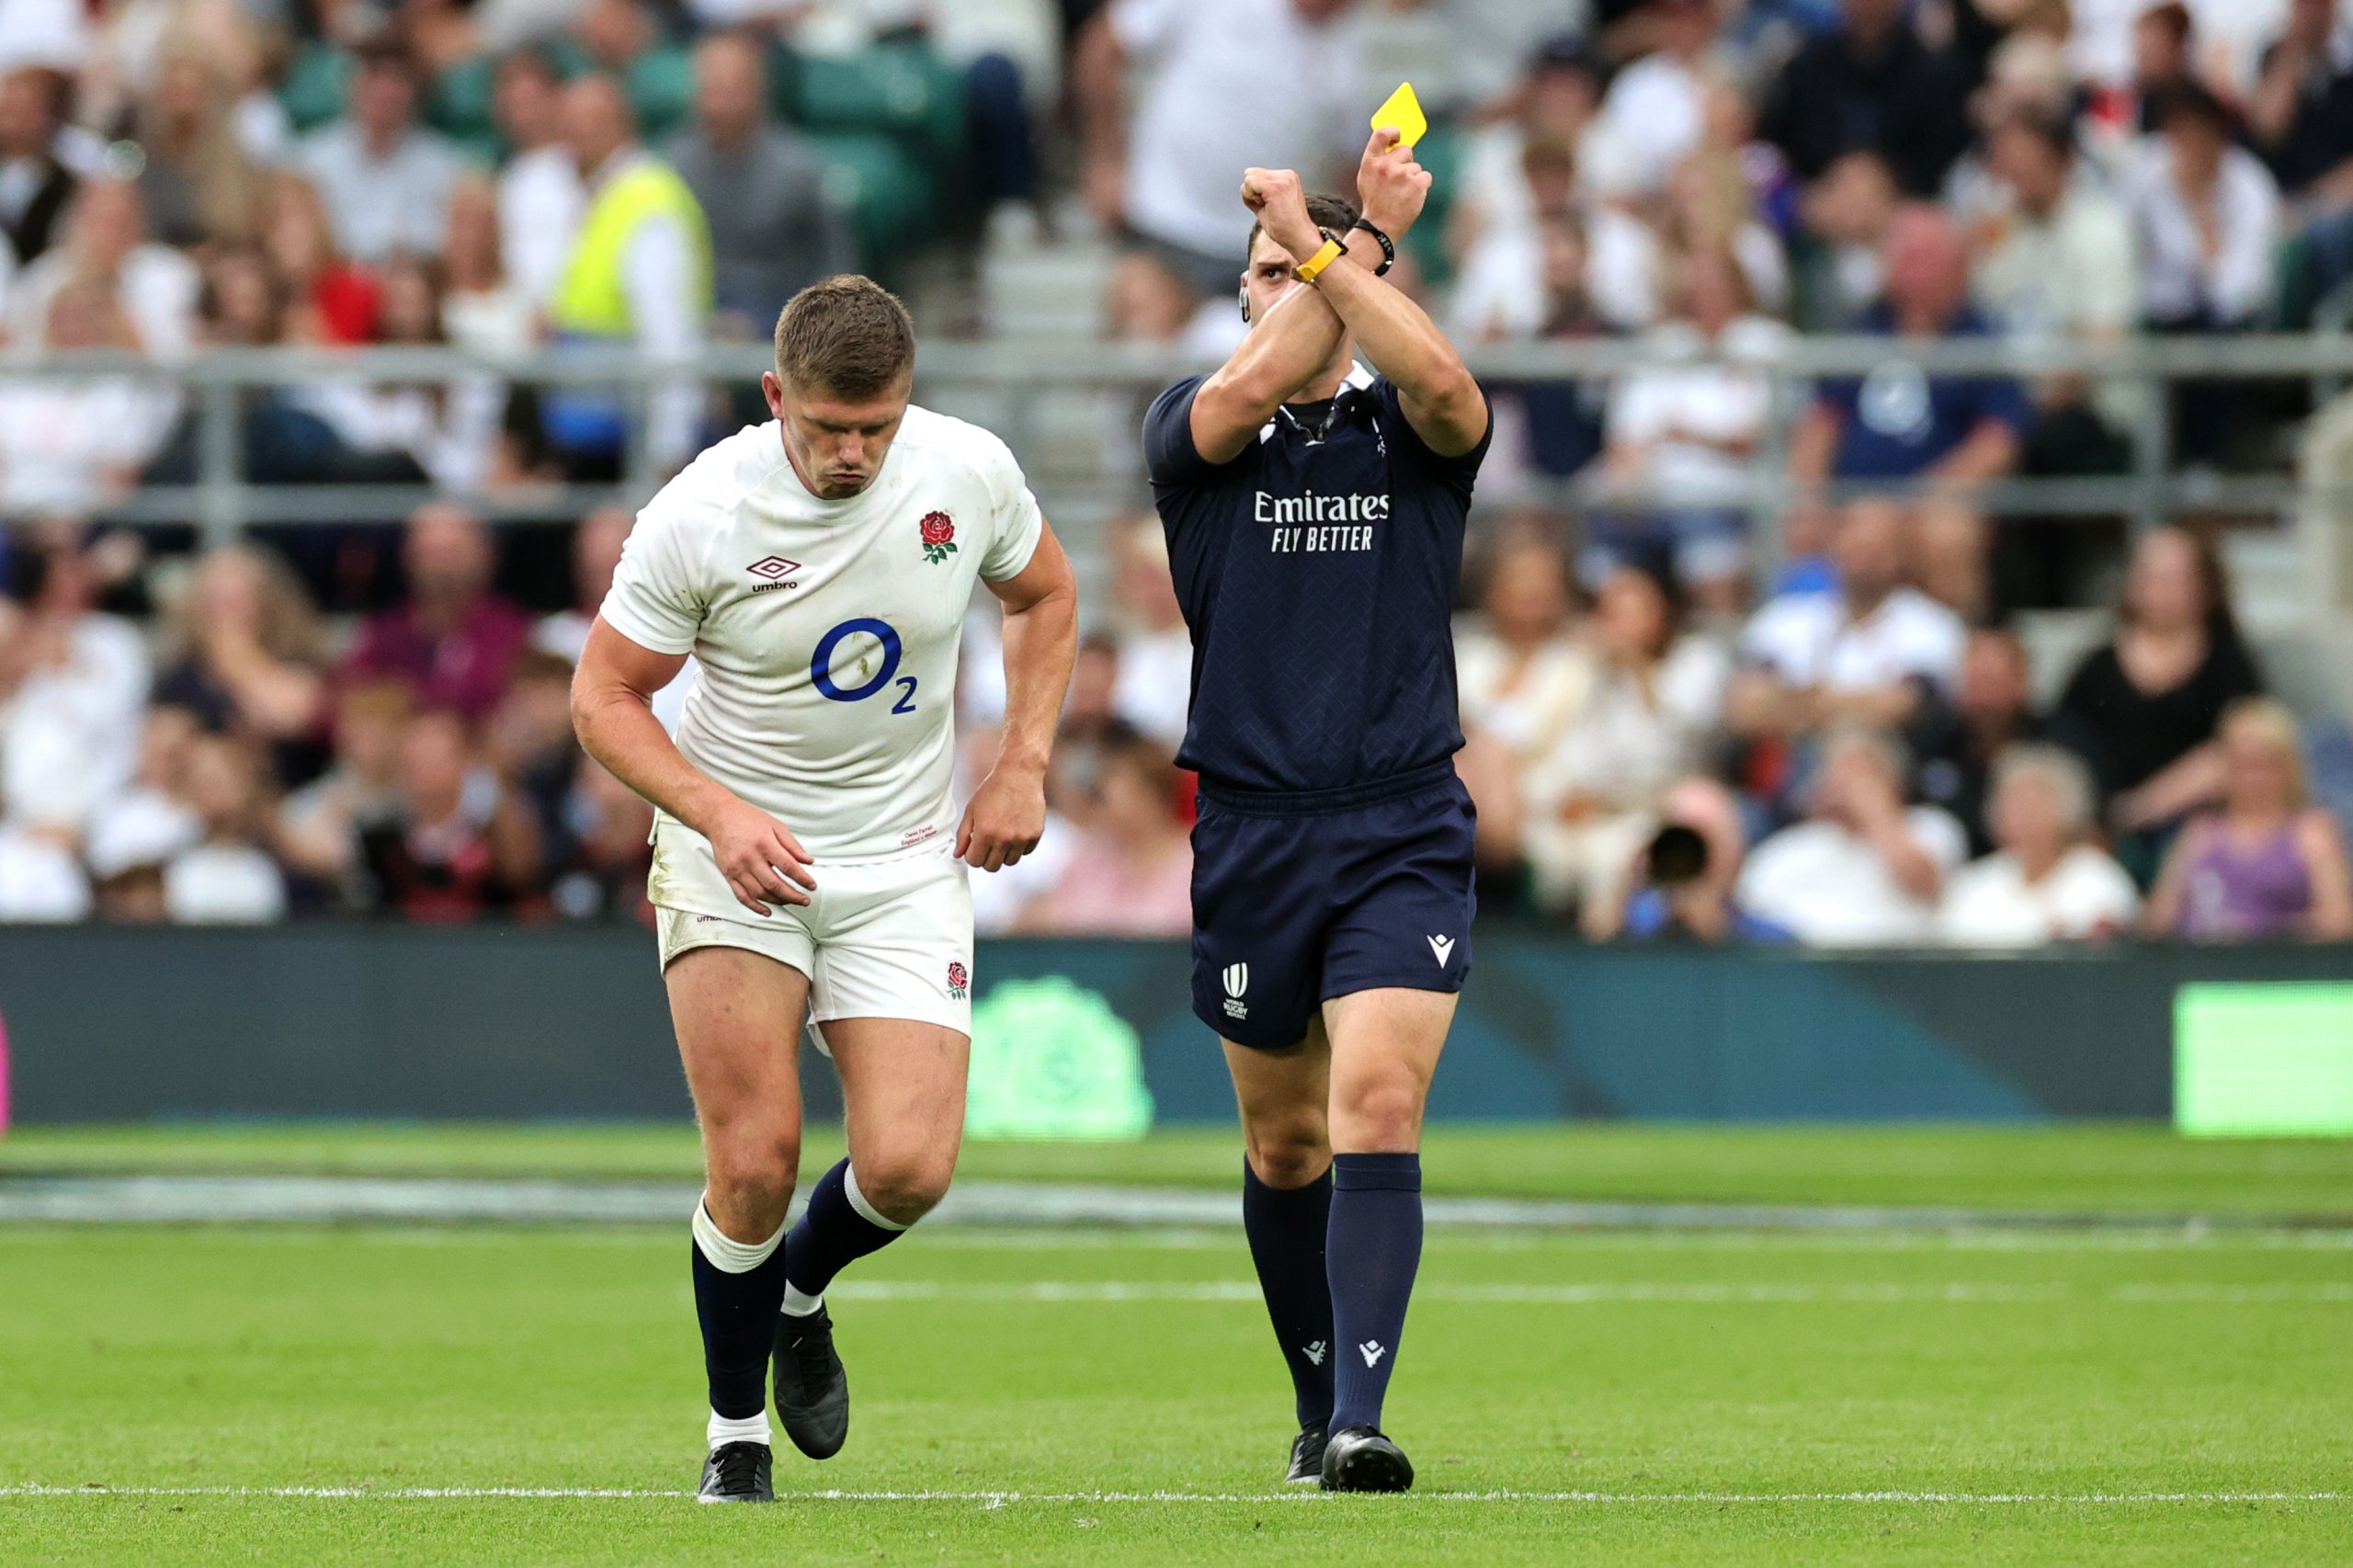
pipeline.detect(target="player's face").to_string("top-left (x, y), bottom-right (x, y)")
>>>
top-left (765, 371), bottom-right (912, 500)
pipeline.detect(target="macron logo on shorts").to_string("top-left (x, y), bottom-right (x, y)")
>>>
top-left (1222, 962), bottom-right (1248, 1021)
top-left (1427, 935), bottom-right (1455, 966)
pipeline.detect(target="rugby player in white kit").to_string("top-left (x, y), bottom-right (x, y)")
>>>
top-left (571, 277), bottom-right (1077, 1504)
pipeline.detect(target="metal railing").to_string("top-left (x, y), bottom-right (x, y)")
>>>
top-left (8, 333), bottom-right (2353, 549)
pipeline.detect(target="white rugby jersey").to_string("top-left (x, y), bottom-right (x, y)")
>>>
top-left (598, 409), bottom-right (1043, 862)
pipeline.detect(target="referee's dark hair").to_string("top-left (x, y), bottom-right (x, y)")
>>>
top-left (1246, 192), bottom-right (1360, 259)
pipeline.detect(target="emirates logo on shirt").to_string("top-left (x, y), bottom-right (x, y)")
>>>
top-left (918, 511), bottom-right (958, 565)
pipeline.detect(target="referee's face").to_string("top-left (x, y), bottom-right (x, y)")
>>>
top-left (765, 370), bottom-right (912, 500)
top-left (1241, 232), bottom-right (1307, 329)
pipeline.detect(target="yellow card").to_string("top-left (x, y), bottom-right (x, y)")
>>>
top-left (1370, 82), bottom-right (1427, 151)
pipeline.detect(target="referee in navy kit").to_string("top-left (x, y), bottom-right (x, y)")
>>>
top-left (1141, 127), bottom-right (1491, 1494)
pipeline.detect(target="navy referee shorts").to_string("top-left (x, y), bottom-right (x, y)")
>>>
top-left (1188, 760), bottom-right (1476, 1051)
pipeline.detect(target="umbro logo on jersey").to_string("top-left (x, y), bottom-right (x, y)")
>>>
top-left (1222, 961), bottom-right (1248, 1020)
top-left (746, 556), bottom-right (801, 592)
top-left (1358, 1340), bottom-right (1386, 1368)
top-left (1427, 934), bottom-right (1455, 966)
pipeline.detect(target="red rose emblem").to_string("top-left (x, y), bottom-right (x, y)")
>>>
top-left (918, 512), bottom-right (959, 564)
top-left (947, 960), bottom-right (969, 994)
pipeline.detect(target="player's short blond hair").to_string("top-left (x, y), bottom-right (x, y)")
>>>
top-left (773, 275), bottom-right (915, 400)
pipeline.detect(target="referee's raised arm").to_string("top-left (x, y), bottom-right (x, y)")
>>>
top-left (1187, 131), bottom-right (1436, 465)
top-left (1261, 135), bottom-right (1487, 458)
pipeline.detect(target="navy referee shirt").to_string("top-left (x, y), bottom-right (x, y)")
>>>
top-left (1142, 364), bottom-right (1491, 794)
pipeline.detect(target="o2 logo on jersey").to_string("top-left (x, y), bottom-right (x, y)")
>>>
top-left (811, 617), bottom-right (917, 713)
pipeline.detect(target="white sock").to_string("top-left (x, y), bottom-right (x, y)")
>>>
top-left (708, 1407), bottom-right (772, 1449)
top-left (691, 1195), bottom-right (785, 1272)
top-left (779, 1282), bottom-right (824, 1318)
top-left (843, 1165), bottom-right (911, 1233)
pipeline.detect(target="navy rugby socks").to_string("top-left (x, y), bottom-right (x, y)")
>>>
top-left (689, 1200), bottom-right (789, 1429)
top-left (1324, 1153), bottom-right (1423, 1435)
top-left (781, 1160), bottom-right (908, 1313)
top-left (1242, 1161), bottom-right (1337, 1429)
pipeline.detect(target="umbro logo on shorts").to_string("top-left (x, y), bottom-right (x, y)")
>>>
top-left (746, 556), bottom-right (801, 592)
top-left (1222, 961), bottom-right (1248, 1020)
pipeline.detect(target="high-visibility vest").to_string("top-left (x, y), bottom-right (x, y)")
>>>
top-left (548, 157), bottom-right (712, 338)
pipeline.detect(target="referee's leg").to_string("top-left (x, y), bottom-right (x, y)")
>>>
top-left (1320, 987), bottom-right (1454, 1453)
top-left (1225, 1026), bottom-right (1337, 1458)
top-left (666, 946), bottom-right (811, 1461)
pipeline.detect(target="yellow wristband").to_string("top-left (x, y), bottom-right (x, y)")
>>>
top-left (1291, 235), bottom-right (1346, 285)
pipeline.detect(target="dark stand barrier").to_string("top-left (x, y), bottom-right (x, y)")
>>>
top-left (2, 926), bottom-right (2348, 1124)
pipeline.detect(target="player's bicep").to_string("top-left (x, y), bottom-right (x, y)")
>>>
top-left (576, 615), bottom-right (690, 707)
top-left (983, 516), bottom-right (1075, 614)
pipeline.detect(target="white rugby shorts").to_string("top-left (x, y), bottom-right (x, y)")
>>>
top-left (650, 818), bottom-right (974, 1039)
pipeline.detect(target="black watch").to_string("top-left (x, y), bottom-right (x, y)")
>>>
top-left (1347, 218), bottom-right (1395, 276)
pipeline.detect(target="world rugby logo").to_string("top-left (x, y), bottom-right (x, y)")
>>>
top-left (1222, 962), bottom-right (1247, 1020)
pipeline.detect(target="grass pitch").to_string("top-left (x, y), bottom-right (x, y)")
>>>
top-left (2, 1124), bottom-right (2348, 1563)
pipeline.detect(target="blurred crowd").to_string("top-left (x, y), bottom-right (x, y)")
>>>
top-left (4, 0), bottom-right (2353, 945)
top-left (0, 0), bottom-right (1037, 501)
top-left (4, 498), bottom-right (2347, 943)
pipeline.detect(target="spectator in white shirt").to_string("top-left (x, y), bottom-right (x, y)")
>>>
top-left (1731, 499), bottom-right (1968, 743)
top-left (1523, 562), bottom-right (1730, 924)
top-left (1074, 0), bottom-right (1365, 296)
top-left (441, 176), bottom-right (536, 358)
top-left (5, 175), bottom-right (199, 356)
top-left (2130, 82), bottom-right (2280, 332)
top-left (2131, 81), bottom-right (2281, 465)
top-left (1939, 743), bottom-right (2140, 947)
top-left (163, 733), bottom-right (288, 924)
top-left (1106, 519), bottom-right (1194, 754)
top-left (1454, 532), bottom-right (1593, 892)
top-left (1582, 0), bottom-right (1722, 200)
top-left (1971, 108), bottom-right (2143, 508)
top-left (0, 0), bottom-right (86, 74)
top-left (297, 40), bottom-right (463, 265)
top-left (0, 820), bottom-right (88, 919)
top-left (1450, 135), bottom-right (1665, 335)
top-left (1738, 723), bottom-right (1970, 946)
top-left (1974, 113), bottom-right (2139, 349)
top-left (0, 540), bottom-right (149, 837)
top-left (1599, 243), bottom-right (1792, 615)
top-left (492, 47), bottom-right (584, 310)
top-left (0, 275), bottom-right (180, 513)
top-left (292, 254), bottom-right (506, 493)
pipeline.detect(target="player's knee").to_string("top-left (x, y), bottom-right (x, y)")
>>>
top-left (705, 1125), bottom-right (801, 1218)
top-left (855, 1149), bottom-right (955, 1225)
top-left (1243, 1113), bottom-right (1331, 1188)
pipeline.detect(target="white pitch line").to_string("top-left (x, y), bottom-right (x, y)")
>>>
top-left (8, 1225), bottom-right (2350, 1253)
top-left (0, 1484), bottom-right (2342, 1506)
top-left (819, 1280), bottom-right (2353, 1305)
